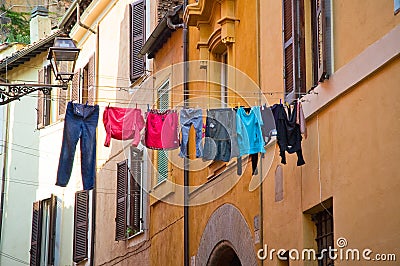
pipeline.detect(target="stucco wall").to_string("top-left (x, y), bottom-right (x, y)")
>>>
top-left (259, 1), bottom-right (400, 265)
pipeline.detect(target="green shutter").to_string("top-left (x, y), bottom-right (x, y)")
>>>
top-left (157, 81), bottom-right (169, 183)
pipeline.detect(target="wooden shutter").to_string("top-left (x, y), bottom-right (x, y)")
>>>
top-left (116, 160), bottom-right (128, 240)
top-left (57, 89), bottom-right (67, 119)
top-left (58, 63), bottom-right (68, 119)
top-left (71, 69), bottom-right (80, 102)
top-left (48, 195), bottom-right (57, 265)
top-left (315, 0), bottom-right (327, 82)
top-left (73, 190), bottom-right (89, 263)
top-left (37, 69), bottom-right (45, 129)
top-left (130, 148), bottom-right (143, 232)
top-left (30, 201), bottom-right (42, 266)
top-left (282, 0), bottom-right (305, 98)
top-left (282, 0), bottom-right (295, 95)
top-left (130, 0), bottom-right (145, 82)
top-left (87, 55), bottom-right (95, 105)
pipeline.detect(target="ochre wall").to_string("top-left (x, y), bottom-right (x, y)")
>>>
top-left (185, 0), bottom-right (262, 264)
top-left (259, 0), bottom-right (400, 265)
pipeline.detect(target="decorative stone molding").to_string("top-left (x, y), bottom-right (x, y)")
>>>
top-left (195, 203), bottom-right (258, 266)
top-left (183, 0), bottom-right (238, 56)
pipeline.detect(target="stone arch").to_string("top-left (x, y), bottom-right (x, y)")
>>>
top-left (196, 204), bottom-right (258, 266)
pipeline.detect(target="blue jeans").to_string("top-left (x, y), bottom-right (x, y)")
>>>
top-left (56, 102), bottom-right (99, 190)
top-left (179, 108), bottom-right (203, 158)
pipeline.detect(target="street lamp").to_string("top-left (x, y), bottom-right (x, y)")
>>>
top-left (0, 35), bottom-right (80, 105)
top-left (47, 36), bottom-right (80, 84)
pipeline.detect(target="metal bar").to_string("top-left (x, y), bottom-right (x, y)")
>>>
top-left (0, 83), bottom-right (66, 88)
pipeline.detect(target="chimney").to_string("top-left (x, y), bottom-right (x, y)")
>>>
top-left (30, 6), bottom-right (51, 43)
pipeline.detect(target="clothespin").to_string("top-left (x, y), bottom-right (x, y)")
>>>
top-left (147, 104), bottom-right (150, 112)
top-left (107, 102), bottom-right (110, 108)
top-left (85, 101), bottom-right (88, 107)
top-left (280, 99), bottom-right (282, 104)
top-left (136, 103), bottom-right (138, 109)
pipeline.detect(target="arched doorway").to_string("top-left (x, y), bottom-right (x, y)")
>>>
top-left (195, 204), bottom-right (258, 266)
top-left (207, 241), bottom-right (242, 266)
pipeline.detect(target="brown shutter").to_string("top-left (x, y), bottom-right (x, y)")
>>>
top-left (30, 201), bottom-right (42, 266)
top-left (315, 0), bottom-right (327, 82)
top-left (71, 69), bottom-right (80, 102)
top-left (58, 63), bottom-right (68, 119)
top-left (87, 55), bottom-right (95, 105)
top-left (43, 66), bottom-right (51, 126)
top-left (130, 148), bottom-right (143, 233)
top-left (130, 0), bottom-right (145, 82)
top-left (57, 89), bottom-right (67, 120)
top-left (116, 160), bottom-right (128, 240)
top-left (282, 0), bottom-right (305, 99)
top-left (37, 69), bottom-right (45, 129)
top-left (48, 195), bottom-right (57, 265)
top-left (73, 190), bottom-right (89, 263)
top-left (282, 0), bottom-right (295, 95)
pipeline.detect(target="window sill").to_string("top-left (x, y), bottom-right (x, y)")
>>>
top-left (127, 229), bottom-right (144, 240)
top-left (150, 178), bottom-right (175, 205)
top-left (127, 229), bottom-right (148, 249)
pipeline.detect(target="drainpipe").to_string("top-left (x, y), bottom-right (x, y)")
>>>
top-left (0, 103), bottom-right (10, 246)
top-left (255, 0), bottom-right (264, 264)
top-left (76, 2), bottom-right (96, 34)
top-left (89, 22), bottom-right (100, 266)
top-left (183, 1), bottom-right (189, 266)
top-left (166, 6), bottom-right (184, 30)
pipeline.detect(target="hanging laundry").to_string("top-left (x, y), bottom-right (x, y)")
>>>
top-left (236, 106), bottom-right (266, 156)
top-left (271, 103), bottom-right (305, 166)
top-left (56, 102), bottom-right (99, 190)
top-left (179, 108), bottom-right (203, 158)
top-left (260, 105), bottom-right (276, 144)
top-left (296, 101), bottom-right (307, 139)
top-left (202, 108), bottom-right (239, 162)
top-left (103, 106), bottom-right (145, 147)
top-left (144, 109), bottom-right (179, 150)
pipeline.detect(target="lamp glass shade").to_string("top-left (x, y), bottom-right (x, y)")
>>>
top-left (48, 37), bottom-right (80, 83)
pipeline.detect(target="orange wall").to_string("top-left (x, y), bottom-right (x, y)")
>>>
top-left (259, 0), bottom-right (400, 265)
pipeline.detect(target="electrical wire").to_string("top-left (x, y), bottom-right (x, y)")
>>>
top-left (316, 114), bottom-right (333, 217)
top-left (0, 251), bottom-right (29, 265)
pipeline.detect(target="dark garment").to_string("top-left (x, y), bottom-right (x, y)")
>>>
top-left (271, 103), bottom-right (305, 166)
top-left (203, 108), bottom-right (239, 162)
top-left (56, 102), bottom-right (99, 190)
top-left (260, 106), bottom-right (276, 144)
top-left (236, 154), bottom-right (258, 176)
top-left (179, 108), bottom-right (203, 158)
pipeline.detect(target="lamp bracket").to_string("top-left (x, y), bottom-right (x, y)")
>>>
top-left (0, 83), bottom-right (67, 105)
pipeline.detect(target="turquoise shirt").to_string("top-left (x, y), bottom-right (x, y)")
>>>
top-left (236, 106), bottom-right (266, 156)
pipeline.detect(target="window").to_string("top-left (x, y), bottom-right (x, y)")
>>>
top-left (221, 52), bottom-right (228, 107)
top-left (37, 63), bottom-right (69, 128)
top-left (395, 0), bottom-right (400, 14)
top-left (37, 66), bottom-right (52, 128)
top-left (311, 0), bottom-right (332, 85)
top-left (73, 190), bottom-right (89, 263)
top-left (282, 0), bottom-right (332, 101)
top-left (115, 150), bottom-right (144, 240)
top-left (71, 55), bottom-right (95, 105)
top-left (30, 195), bottom-right (58, 266)
top-left (156, 80), bottom-right (170, 184)
top-left (312, 207), bottom-right (334, 266)
top-left (130, 0), bottom-right (146, 82)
